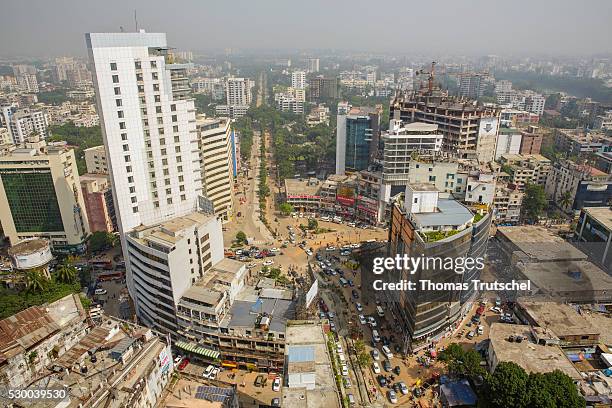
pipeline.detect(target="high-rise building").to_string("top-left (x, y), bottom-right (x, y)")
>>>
top-left (335, 103), bottom-right (382, 174)
top-left (87, 31), bottom-right (215, 332)
top-left (16, 73), bottom-right (39, 93)
top-left (458, 73), bottom-right (487, 99)
top-left (226, 77), bottom-right (253, 106)
top-left (197, 116), bottom-right (235, 222)
top-left (309, 76), bottom-right (338, 100)
top-left (84, 145), bottom-right (108, 173)
top-left (0, 136), bottom-right (90, 252)
top-left (307, 58), bottom-right (320, 73)
top-left (386, 184), bottom-right (491, 349)
top-left (291, 70), bottom-right (306, 89)
top-left (390, 91), bottom-right (500, 164)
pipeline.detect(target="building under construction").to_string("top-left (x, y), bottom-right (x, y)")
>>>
top-left (390, 63), bottom-right (501, 164)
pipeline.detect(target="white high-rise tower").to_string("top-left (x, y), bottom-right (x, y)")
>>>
top-left (87, 31), bottom-right (220, 333)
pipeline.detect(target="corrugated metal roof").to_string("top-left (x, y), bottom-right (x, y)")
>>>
top-left (287, 345), bottom-right (315, 362)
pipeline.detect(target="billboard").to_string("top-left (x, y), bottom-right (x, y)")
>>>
top-left (159, 347), bottom-right (171, 374)
top-left (305, 279), bottom-right (319, 308)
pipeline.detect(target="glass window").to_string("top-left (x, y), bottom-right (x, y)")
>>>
top-left (112, 74), bottom-right (119, 83)
top-left (115, 99), bottom-right (122, 107)
top-left (110, 62), bottom-right (117, 70)
top-left (114, 87), bottom-right (121, 95)
top-left (150, 61), bottom-right (157, 68)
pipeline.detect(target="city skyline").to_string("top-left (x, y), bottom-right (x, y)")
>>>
top-left (1, 0), bottom-right (612, 57)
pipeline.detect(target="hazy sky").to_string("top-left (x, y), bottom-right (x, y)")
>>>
top-left (1, 0), bottom-right (611, 57)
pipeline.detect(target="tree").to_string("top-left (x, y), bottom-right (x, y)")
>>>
top-left (357, 352), bottom-right (372, 367)
top-left (88, 231), bottom-right (117, 252)
top-left (279, 202), bottom-right (294, 216)
top-left (56, 260), bottom-right (77, 284)
top-left (308, 218), bottom-right (318, 230)
top-left (25, 269), bottom-right (48, 293)
top-left (559, 191), bottom-right (573, 210)
top-left (483, 362), bottom-right (529, 408)
top-left (521, 183), bottom-right (547, 223)
top-left (235, 231), bottom-right (247, 244)
top-left (526, 371), bottom-right (585, 408)
top-left (354, 340), bottom-right (366, 354)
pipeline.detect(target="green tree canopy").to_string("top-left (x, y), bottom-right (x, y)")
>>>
top-left (88, 231), bottom-right (117, 253)
top-left (521, 183), bottom-right (547, 223)
top-left (235, 231), bottom-right (247, 244)
top-left (55, 260), bottom-right (77, 284)
top-left (279, 202), bottom-right (294, 216)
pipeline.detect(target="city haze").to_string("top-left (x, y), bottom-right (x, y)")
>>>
top-left (1, 0), bottom-right (612, 57)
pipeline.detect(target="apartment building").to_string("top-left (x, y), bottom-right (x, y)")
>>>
top-left (308, 76), bottom-right (338, 100)
top-left (495, 128), bottom-right (522, 159)
top-left (291, 70), bottom-right (306, 89)
top-left (0, 105), bottom-right (49, 144)
top-left (84, 145), bottom-right (108, 173)
top-left (458, 72), bottom-right (487, 99)
top-left (307, 58), bottom-right (320, 73)
top-left (16, 73), bottom-right (39, 93)
top-left (519, 125), bottom-right (542, 155)
top-left (493, 184), bottom-right (524, 224)
top-left (554, 128), bottom-right (612, 156)
top-left (0, 136), bottom-right (89, 252)
top-left (306, 104), bottom-right (330, 126)
top-left (226, 77), bottom-right (253, 106)
top-left (274, 91), bottom-right (304, 114)
top-left (594, 110), bottom-right (612, 130)
top-left (197, 116), bottom-right (235, 222)
top-left (499, 154), bottom-right (551, 190)
top-left (545, 159), bottom-right (611, 214)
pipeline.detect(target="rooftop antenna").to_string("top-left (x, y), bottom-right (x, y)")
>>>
top-left (134, 9), bottom-right (138, 32)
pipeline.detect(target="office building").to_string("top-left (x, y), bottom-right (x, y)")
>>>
top-left (215, 104), bottom-right (249, 119)
top-left (291, 70), bottom-right (306, 89)
top-left (519, 125), bottom-right (542, 155)
top-left (386, 184), bottom-right (491, 349)
top-left (197, 116), bottom-right (235, 222)
top-left (84, 145), bottom-right (108, 173)
top-left (80, 173), bottom-right (116, 232)
top-left (0, 136), bottom-right (89, 252)
top-left (309, 76), bottom-right (338, 100)
top-left (574, 207), bottom-right (612, 270)
top-left (335, 103), bottom-right (382, 174)
top-left (390, 91), bottom-right (501, 164)
top-left (0, 105), bottom-right (49, 144)
top-left (458, 73), bottom-right (487, 99)
top-left (307, 58), bottom-right (320, 73)
top-left (87, 31), bottom-right (221, 331)
top-left (126, 212), bottom-right (224, 334)
top-left (226, 77), bottom-right (253, 106)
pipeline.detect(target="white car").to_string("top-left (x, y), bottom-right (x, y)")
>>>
top-left (263, 260), bottom-right (274, 266)
top-left (490, 306), bottom-right (502, 313)
top-left (399, 382), bottom-right (409, 395)
top-left (368, 316), bottom-right (377, 327)
top-left (328, 312), bottom-right (335, 319)
top-left (347, 222), bottom-right (356, 227)
top-left (477, 325), bottom-right (484, 335)
top-left (388, 390), bottom-right (398, 404)
top-left (321, 216), bottom-right (330, 222)
top-left (371, 349), bottom-right (380, 360)
top-left (272, 377), bottom-right (281, 392)
top-left (173, 355), bottom-right (182, 365)
top-left (336, 343), bottom-right (343, 354)
top-left (382, 345), bottom-right (394, 359)
top-left (94, 288), bottom-right (107, 295)
top-left (355, 303), bottom-right (363, 312)
top-left (270, 247), bottom-right (280, 253)
top-left (203, 365), bottom-right (215, 378)
top-left (358, 314), bottom-right (367, 325)
top-left (341, 364), bottom-right (349, 376)
top-left (372, 361), bottom-right (381, 374)
top-left (350, 243), bottom-right (360, 249)
top-left (326, 246), bottom-right (336, 251)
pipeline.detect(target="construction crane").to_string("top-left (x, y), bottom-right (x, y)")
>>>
top-left (415, 61), bottom-right (437, 94)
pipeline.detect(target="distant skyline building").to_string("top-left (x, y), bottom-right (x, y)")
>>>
top-left (309, 76), bottom-right (338, 100)
top-left (307, 58), bottom-right (320, 73)
top-left (291, 70), bottom-right (306, 89)
top-left (458, 72), bottom-right (487, 100)
top-left (226, 77), bottom-right (253, 106)
top-left (0, 105), bottom-right (49, 144)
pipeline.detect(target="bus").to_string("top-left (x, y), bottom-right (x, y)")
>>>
top-left (90, 259), bottom-right (113, 270)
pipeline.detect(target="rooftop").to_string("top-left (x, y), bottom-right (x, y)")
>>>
top-left (285, 178), bottom-right (321, 197)
top-left (7, 238), bottom-right (50, 256)
top-left (518, 300), bottom-right (599, 338)
top-left (489, 323), bottom-right (582, 380)
top-left (413, 199), bottom-right (474, 229)
top-left (496, 226), bottom-right (587, 262)
top-left (222, 296), bottom-right (295, 333)
top-left (131, 211), bottom-right (217, 248)
top-left (440, 379), bottom-right (478, 407)
top-left (582, 207), bottom-right (612, 231)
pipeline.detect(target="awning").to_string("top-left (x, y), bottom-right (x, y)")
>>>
top-left (175, 340), bottom-right (220, 360)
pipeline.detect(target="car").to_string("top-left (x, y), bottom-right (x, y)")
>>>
top-left (358, 314), bottom-right (367, 325)
top-left (347, 222), bottom-right (356, 227)
top-left (94, 288), bottom-right (107, 295)
top-left (399, 381), bottom-right (409, 395)
top-left (177, 357), bottom-right (189, 371)
top-left (270, 247), bottom-right (280, 253)
top-left (272, 377), bottom-right (281, 392)
top-left (336, 343), bottom-right (343, 354)
top-left (254, 374), bottom-right (264, 387)
top-left (388, 390), bottom-right (398, 404)
top-left (341, 364), bottom-right (349, 376)
top-left (383, 359), bottom-right (391, 371)
top-left (382, 345), bottom-right (394, 359)
top-left (326, 246), bottom-right (336, 251)
top-left (371, 349), bottom-right (380, 360)
top-left (321, 216), bottom-right (330, 222)
top-left (305, 249), bottom-right (313, 256)
top-left (271, 397), bottom-right (280, 407)
top-left (351, 289), bottom-right (359, 299)
top-left (203, 365), bottom-right (215, 378)
top-left (263, 260), bottom-right (274, 266)
top-left (328, 312), bottom-right (335, 319)
top-left (372, 362), bottom-right (381, 374)
top-left (477, 325), bottom-right (484, 335)
top-left (355, 303), bottom-right (363, 312)
top-left (372, 330), bottom-right (381, 343)
top-left (343, 376), bottom-right (352, 389)
top-left (330, 322), bottom-right (336, 332)
top-left (350, 243), bottom-right (360, 249)
top-left (377, 375), bottom-right (387, 387)
top-left (329, 269), bottom-right (337, 276)
top-left (340, 251), bottom-right (351, 257)
top-left (368, 316), bottom-right (377, 327)
top-left (490, 306), bottom-right (503, 313)
top-left (467, 331), bottom-right (475, 339)
top-left (393, 382), bottom-right (401, 393)
top-left (393, 366), bottom-right (401, 375)
top-left (173, 355), bottom-right (183, 365)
